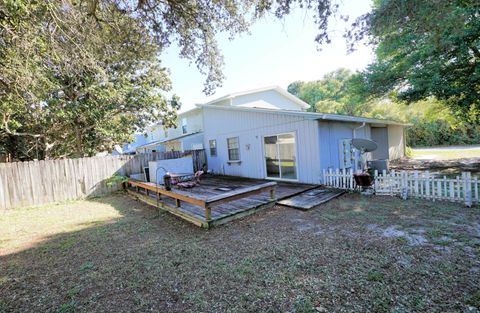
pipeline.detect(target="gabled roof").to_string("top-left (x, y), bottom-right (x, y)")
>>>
top-left (199, 104), bottom-right (410, 126)
top-left (203, 86), bottom-right (310, 109)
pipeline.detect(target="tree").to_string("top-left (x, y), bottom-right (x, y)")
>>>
top-left (287, 68), bottom-right (369, 115)
top-left (1, 0), bottom-right (341, 160)
top-left (351, 0), bottom-right (480, 121)
top-left (1, 1), bottom-right (180, 159)
top-left (288, 71), bottom-right (480, 147)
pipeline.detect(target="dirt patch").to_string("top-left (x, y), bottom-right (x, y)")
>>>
top-left (1, 194), bottom-right (479, 312)
top-left (368, 224), bottom-right (429, 246)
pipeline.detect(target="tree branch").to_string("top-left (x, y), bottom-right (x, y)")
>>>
top-left (1, 113), bottom-right (44, 138)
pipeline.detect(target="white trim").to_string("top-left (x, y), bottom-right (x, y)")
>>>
top-left (226, 136), bottom-right (241, 161)
top-left (261, 131), bottom-right (299, 182)
top-left (202, 86), bottom-right (310, 109)
top-left (208, 139), bottom-right (217, 157)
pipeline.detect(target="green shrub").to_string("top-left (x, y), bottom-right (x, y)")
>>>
top-left (105, 174), bottom-right (128, 188)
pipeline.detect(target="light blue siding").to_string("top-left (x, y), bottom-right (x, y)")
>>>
top-left (181, 133), bottom-right (204, 151)
top-left (231, 90), bottom-right (304, 111)
top-left (317, 121), bottom-right (372, 171)
top-left (203, 107), bottom-right (321, 184)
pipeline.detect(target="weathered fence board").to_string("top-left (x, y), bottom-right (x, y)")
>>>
top-left (0, 150), bottom-right (206, 210)
top-left (323, 168), bottom-right (479, 207)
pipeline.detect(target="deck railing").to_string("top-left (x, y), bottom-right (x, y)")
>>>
top-left (322, 168), bottom-right (479, 207)
top-left (126, 179), bottom-right (277, 228)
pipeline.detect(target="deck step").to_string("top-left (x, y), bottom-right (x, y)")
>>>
top-left (277, 187), bottom-right (344, 210)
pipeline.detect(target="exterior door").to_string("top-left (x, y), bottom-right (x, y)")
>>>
top-left (371, 127), bottom-right (389, 159)
top-left (264, 133), bottom-right (297, 180)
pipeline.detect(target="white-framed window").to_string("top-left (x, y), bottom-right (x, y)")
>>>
top-left (181, 118), bottom-right (187, 134)
top-left (227, 137), bottom-right (240, 161)
top-left (209, 139), bottom-right (217, 156)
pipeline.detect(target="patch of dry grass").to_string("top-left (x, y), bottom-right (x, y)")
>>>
top-left (1, 193), bottom-right (479, 312)
top-left (0, 199), bottom-right (123, 255)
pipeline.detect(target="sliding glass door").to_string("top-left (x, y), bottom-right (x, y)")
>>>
top-left (264, 133), bottom-right (297, 180)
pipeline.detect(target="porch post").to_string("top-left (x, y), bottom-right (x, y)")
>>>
top-left (205, 206), bottom-right (212, 222)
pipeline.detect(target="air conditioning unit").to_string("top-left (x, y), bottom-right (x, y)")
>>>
top-left (367, 159), bottom-right (389, 172)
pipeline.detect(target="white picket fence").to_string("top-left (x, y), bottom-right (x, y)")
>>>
top-left (322, 169), bottom-right (479, 207)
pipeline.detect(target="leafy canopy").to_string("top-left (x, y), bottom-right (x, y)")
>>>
top-left (1, 1), bottom-right (180, 158)
top-left (353, 0), bottom-right (480, 121)
top-left (2, 0), bottom-right (478, 160)
top-left (1, 0), bottom-right (339, 160)
top-left (287, 68), bottom-right (369, 116)
top-left (288, 69), bottom-right (480, 147)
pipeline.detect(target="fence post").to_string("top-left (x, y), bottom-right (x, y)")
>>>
top-left (464, 172), bottom-right (472, 207)
top-left (449, 178), bottom-right (454, 202)
top-left (401, 171), bottom-right (408, 200)
top-left (456, 175), bottom-right (461, 201)
top-left (431, 175), bottom-right (436, 202)
top-left (349, 169), bottom-right (354, 191)
top-left (335, 168), bottom-right (340, 188)
top-left (425, 171), bottom-right (430, 200)
top-left (474, 176), bottom-right (479, 205)
top-left (413, 171), bottom-right (419, 197)
top-left (328, 168), bottom-right (333, 186)
top-left (437, 179), bottom-right (442, 200)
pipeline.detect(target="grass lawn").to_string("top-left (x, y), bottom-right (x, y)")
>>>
top-left (1, 193), bottom-right (480, 312)
top-left (411, 146), bottom-right (480, 160)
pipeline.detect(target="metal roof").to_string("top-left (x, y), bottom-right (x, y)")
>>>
top-left (199, 104), bottom-right (410, 126)
top-left (136, 131), bottom-right (203, 149)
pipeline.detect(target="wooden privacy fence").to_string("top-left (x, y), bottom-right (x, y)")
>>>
top-left (323, 168), bottom-right (479, 207)
top-left (0, 150), bottom-right (206, 210)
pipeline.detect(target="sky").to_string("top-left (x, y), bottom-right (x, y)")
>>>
top-left (161, 0), bottom-right (374, 112)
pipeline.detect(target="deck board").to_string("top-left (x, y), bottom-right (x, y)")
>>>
top-left (277, 187), bottom-right (344, 210)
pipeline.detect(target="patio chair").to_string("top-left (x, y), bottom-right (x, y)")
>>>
top-left (176, 170), bottom-right (204, 189)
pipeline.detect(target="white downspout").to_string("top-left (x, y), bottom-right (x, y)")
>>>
top-left (352, 122), bottom-right (366, 171)
top-left (353, 122), bottom-right (366, 138)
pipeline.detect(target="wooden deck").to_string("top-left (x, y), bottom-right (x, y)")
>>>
top-left (126, 175), bottom-right (317, 228)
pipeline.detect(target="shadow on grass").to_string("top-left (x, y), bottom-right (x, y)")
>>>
top-left (0, 194), bottom-right (209, 312)
top-left (1, 193), bottom-right (479, 313)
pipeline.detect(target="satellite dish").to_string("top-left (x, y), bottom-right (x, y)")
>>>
top-left (352, 138), bottom-right (378, 153)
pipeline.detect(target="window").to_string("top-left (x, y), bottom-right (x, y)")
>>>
top-left (227, 137), bottom-right (240, 161)
top-left (181, 118), bottom-right (187, 134)
top-left (209, 140), bottom-right (217, 156)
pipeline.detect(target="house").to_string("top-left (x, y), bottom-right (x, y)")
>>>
top-left (130, 86), bottom-right (407, 185)
top-left (135, 107), bottom-right (204, 153)
top-left (118, 133), bottom-right (151, 155)
top-left (198, 86), bottom-right (407, 184)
